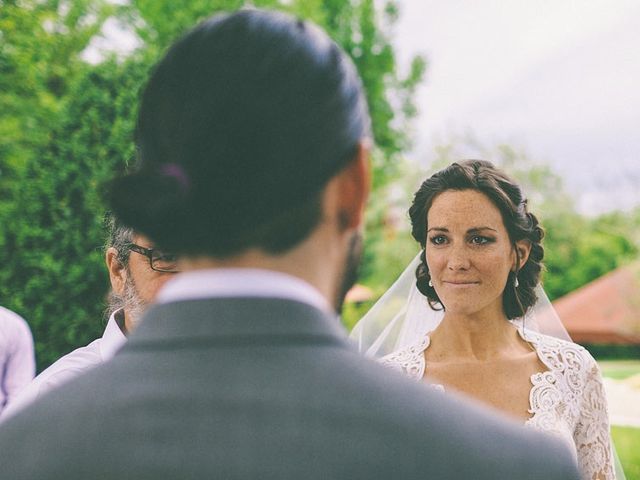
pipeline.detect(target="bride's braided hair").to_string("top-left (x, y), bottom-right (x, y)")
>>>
top-left (408, 160), bottom-right (545, 320)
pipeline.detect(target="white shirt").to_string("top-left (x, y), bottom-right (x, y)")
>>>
top-left (157, 268), bottom-right (332, 313)
top-left (1, 309), bottom-right (127, 420)
top-left (0, 307), bottom-right (35, 415)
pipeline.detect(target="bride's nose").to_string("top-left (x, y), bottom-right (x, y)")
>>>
top-left (447, 245), bottom-right (471, 270)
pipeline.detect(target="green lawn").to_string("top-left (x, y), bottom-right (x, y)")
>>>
top-left (612, 426), bottom-right (640, 480)
top-left (599, 361), bottom-right (640, 478)
top-left (599, 360), bottom-right (640, 380)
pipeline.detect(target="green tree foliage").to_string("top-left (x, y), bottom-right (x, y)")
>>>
top-left (0, 0), bottom-right (114, 188)
top-left (0, 58), bottom-right (148, 370)
top-left (544, 213), bottom-right (637, 299)
top-left (0, 0), bottom-right (424, 369)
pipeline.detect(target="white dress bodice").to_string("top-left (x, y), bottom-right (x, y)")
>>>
top-left (380, 326), bottom-right (615, 480)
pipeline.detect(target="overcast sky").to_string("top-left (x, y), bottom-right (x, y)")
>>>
top-left (393, 0), bottom-right (640, 215)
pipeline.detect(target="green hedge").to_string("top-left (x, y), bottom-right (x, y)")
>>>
top-left (583, 344), bottom-right (640, 361)
top-left (0, 57), bottom-right (150, 371)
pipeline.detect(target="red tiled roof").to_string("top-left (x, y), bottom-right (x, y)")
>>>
top-left (552, 263), bottom-right (640, 345)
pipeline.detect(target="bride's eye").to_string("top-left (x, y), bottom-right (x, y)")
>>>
top-left (429, 235), bottom-right (447, 245)
top-left (470, 235), bottom-right (492, 245)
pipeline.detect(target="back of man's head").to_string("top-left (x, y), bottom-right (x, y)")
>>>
top-left (109, 9), bottom-right (370, 257)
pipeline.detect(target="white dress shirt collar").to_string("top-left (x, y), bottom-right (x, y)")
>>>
top-left (100, 309), bottom-right (128, 361)
top-left (156, 268), bottom-right (332, 314)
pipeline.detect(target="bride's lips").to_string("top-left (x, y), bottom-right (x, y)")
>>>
top-left (441, 280), bottom-right (480, 288)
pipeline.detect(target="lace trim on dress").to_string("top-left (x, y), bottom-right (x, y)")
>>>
top-left (380, 325), bottom-right (615, 480)
top-left (380, 334), bottom-right (429, 379)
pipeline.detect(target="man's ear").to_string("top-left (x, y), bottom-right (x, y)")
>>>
top-left (106, 247), bottom-right (127, 296)
top-left (330, 140), bottom-right (371, 232)
top-left (513, 240), bottom-right (532, 271)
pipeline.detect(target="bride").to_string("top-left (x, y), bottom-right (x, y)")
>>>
top-left (352, 160), bottom-right (616, 480)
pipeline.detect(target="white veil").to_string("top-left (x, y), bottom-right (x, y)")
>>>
top-left (350, 252), bottom-right (571, 358)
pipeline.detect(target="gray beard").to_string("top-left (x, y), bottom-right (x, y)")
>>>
top-left (121, 273), bottom-right (147, 330)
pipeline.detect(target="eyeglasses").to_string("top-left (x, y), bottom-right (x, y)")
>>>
top-left (126, 243), bottom-right (179, 273)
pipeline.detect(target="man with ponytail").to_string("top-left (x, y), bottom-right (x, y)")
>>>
top-left (0, 9), bottom-right (579, 480)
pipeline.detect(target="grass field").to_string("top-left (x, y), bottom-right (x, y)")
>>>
top-left (599, 360), bottom-right (640, 381)
top-left (612, 426), bottom-right (640, 480)
top-left (600, 360), bottom-right (640, 479)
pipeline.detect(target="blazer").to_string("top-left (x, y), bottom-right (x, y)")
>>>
top-left (0, 297), bottom-right (580, 479)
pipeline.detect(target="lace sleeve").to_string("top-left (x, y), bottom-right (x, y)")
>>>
top-left (573, 351), bottom-right (615, 480)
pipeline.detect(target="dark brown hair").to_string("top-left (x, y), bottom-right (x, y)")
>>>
top-left (108, 9), bottom-right (370, 256)
top-left (408, 160), bottom-right (544, 319)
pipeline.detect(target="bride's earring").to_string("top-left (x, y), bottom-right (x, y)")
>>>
top-left (428, 279), bottom-right (433, 287)
top-left (514, 276), bottom-right (519, 288)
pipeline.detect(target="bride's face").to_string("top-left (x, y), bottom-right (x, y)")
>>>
top-left (425, 189), bottom-right (517, 318)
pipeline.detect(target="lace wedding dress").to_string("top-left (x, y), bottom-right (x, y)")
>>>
top-left (380, 323), bottom-right (615, 480)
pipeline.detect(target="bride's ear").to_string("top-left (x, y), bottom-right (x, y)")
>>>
top-left (513, 240), bottom-right (532, 270)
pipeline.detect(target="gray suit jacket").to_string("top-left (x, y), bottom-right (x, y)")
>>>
top-left (0, 298), bottom-right (580, 479)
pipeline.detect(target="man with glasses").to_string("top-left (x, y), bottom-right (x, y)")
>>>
top-left (1, 215), bottom-right (178, 419)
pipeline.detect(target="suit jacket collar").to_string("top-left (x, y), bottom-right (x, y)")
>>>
top-left (125, 297), bottom-right (349, 349)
